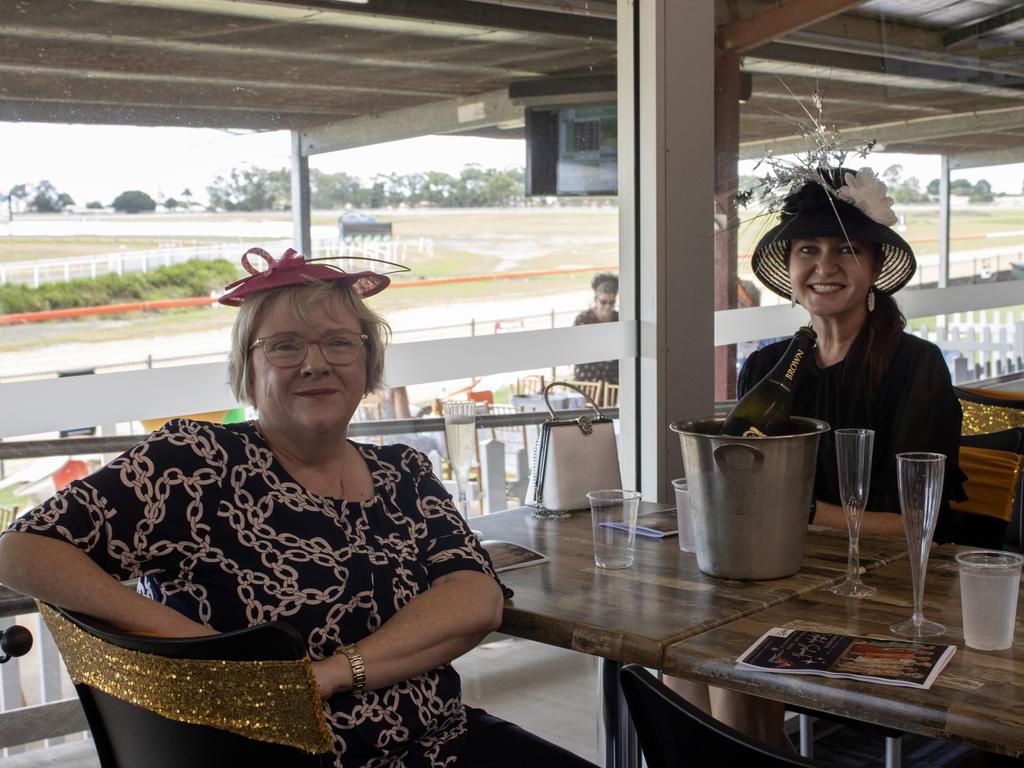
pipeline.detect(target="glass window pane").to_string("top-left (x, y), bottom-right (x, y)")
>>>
top-left (715, 4), bottom-right (1024, 398)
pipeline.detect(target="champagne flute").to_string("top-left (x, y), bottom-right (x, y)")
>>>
top-left (890, 452), bottom-right (946, 638)
top-left (442, 400), bottom-right (477, 527)
top-left (831, 428), bottom-right (877, 597)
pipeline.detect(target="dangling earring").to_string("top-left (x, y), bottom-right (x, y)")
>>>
top-left (867, 286), bottom-right (876, 313)
top-left (790, 293), bottom-right (797, 308)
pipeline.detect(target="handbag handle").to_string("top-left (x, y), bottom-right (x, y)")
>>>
top-left (542, 381), bottom-right (605, 421)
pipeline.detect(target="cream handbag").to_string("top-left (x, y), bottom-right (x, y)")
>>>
top-left (528, 382), bottom-right (622, 517)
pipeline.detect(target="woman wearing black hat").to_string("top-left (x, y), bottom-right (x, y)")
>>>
top-left (666, 168), bottom-right (967, 750)
top-left (743, 167), bottom-right (965, 539)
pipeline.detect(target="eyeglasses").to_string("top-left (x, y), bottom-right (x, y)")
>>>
top-left (250, 332), bottom-right (368, 367)
top-left (596, 298), bottom-right (616, 307)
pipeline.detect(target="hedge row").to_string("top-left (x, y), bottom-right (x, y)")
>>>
top-left (0, 259), bottom-right (240, 314)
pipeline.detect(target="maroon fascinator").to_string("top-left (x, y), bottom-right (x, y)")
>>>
top-left (218, 247), bottom-right (401, 306)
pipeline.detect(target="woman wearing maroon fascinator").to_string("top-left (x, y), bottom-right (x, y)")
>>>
top-left (0, 247), bottom-right (596, 767)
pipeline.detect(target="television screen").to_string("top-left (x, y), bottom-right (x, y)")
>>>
top-left (525, 104), bottom-right (617, 196)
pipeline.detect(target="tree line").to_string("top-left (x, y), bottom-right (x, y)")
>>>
top-left (205, 165), bottom-right (526, 211)
top-left (2, 165), bottom-right (527, 215)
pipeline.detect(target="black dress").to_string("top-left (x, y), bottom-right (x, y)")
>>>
top-left (572, 308), bottom-right (619, 385)
top-left (11, 419), bottom-right (501, 767)
top-left (737, 333), bottom-right (966, 541)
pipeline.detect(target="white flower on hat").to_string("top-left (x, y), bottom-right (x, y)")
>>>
top-left (835, 167), bottom-right (898, 226)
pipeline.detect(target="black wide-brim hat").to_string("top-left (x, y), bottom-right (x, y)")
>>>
top-left (751, 179), bottom-right (916, 300)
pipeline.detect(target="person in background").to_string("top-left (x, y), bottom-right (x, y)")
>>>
top-left (572, 272), bottom-right (619, 385)
top-left (0, 247), bottom-right (596, 768)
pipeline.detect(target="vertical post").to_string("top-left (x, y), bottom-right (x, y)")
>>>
top-left (636, 0), bottom-right (715, 503)
top-left (938, 155), bottom-right (951, 289)
top-left (714, 50), bottom-right (740, 401)
top-left (479, 437), bottom-right (506, 514)
top-left (291, 131), bottom-right (312, 257)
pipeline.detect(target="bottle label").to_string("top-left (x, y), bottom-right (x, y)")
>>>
top-left (784, 349), bottom-right (805, 382)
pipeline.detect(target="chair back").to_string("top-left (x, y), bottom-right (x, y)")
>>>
top-left (40, 604), bottom-right (332, 768)
top-left (602, 383), bottom-right (620, 408)
top-left (951, 428), bottom-right (1024, 551)
top-left (956, 386), bottom-right (1024, 436)
top-left (618, 665), bottom-right (820, 768)
top-left (467, 389), bottom-right (494, 405)
top-left (566, 379), bottom-right (603, 405)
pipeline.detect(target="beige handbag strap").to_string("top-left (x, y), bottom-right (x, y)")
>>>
top-left (542, 381), bottom-right (605, 422)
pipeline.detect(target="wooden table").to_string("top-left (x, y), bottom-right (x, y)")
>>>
top-left (479, 505), bottom-right (909, 667)
top-left (474, 504), bottom-right (909, 767)
top-left (662, 544), bottom-right (1024, 758)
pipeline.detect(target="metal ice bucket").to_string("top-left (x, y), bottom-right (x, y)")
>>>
top-left (669, 416), bottom-right (829, 580)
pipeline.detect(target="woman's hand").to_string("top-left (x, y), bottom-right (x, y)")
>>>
top-left (314, 570), bottom-right (503, 697)
top-left (310, 655), bottom-right (349, 699)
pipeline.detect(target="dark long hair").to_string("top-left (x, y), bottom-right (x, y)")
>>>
top-left (843, 247), bottom-right (906, 403)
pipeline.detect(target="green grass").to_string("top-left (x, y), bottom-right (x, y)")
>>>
top-left (737, 204), bottom-right (1024, 256)
top-left (0, 237), bottom-right (167, 263)
top-left (3, 205), bottom-right (1023, 353)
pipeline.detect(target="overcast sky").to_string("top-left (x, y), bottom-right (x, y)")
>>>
top-left (0, 123), bottom-right (526, 207)
top-left (1, 121), bottom-right (1021, 206)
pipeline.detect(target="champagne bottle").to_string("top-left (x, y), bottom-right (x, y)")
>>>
top-left (721, 326), bottom-right (817, 437)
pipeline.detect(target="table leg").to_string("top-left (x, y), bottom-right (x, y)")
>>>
top-left (598, 658), bottom-right (641, 768)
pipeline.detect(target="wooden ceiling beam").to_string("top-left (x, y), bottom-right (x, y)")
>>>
top-left (718, 0), bottom-right (868, 54)
top-left (301, 88), bottom-right (522, 156)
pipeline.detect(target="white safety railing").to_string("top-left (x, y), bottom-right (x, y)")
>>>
top-left (910, 311), bottom-right (1024, 383)
top-left (0, 237), bottom-right (433, 287)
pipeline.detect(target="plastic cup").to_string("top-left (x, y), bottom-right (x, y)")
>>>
top-left (956, 550), bottom-right (1024, 651)
top-left (587, 490), bottom-right (641, 569)
top-left (671, 478), bottom-right (696, 553)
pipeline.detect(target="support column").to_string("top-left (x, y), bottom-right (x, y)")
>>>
top-left (637, 0), bottom-right (715, 502)
top-left (938, 155), bottom-right (951, 289)
top-left (714, 50), bottom-right (740, 401)
top-left (291, 131), bottom-right (312, 257)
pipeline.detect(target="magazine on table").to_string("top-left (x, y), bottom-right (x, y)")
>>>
top-left (600, 508), bottom-right (678, 538)
top-left (736, 627), bottom-right (956, 689)
top-left (481, 540), bottom-right (549, 573)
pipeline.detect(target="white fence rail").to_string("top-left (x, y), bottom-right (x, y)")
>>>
top-left (0, 237), bottom-right (433, 287)
top-left (910, 311), bottom-right (1024, 383)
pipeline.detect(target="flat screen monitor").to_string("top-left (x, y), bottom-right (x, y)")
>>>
top-left (525, 104), bottom-right (617, 196)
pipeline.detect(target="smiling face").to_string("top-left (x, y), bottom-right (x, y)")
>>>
top-left (788, 237), bottom-right (880, 323)
top-left (249, 293), bottom-right (366, 440)
top-left (593, 291), bottom-right (617, 322)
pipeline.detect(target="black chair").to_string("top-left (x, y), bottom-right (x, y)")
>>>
top-left (952, 428), bottom-right (1024, 551)
top-left (618, 665), bottom-right (821, 768)
top-left (40, 604), bottom-right (333, 768)
top-left (956, 387), bottom-right (1024, 437)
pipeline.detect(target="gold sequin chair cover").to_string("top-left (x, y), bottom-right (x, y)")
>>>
top-left (956, 386), bottom-right (1024, 436)
top-left (39, 603), bottom-right (332, 768)
top-left (954, 387), bottom-right (1024, 551)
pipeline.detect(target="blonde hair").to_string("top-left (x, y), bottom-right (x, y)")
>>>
top-left (227, 281), bottom-right (391, 405)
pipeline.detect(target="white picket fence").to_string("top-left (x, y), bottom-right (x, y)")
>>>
top-left (0, 237), bottom-right (432, 288)
top-left (911, 310), bottom-right (1024, 383)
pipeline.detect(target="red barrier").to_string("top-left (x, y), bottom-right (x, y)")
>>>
top-left (0, 264), bottom-right (618, 325)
